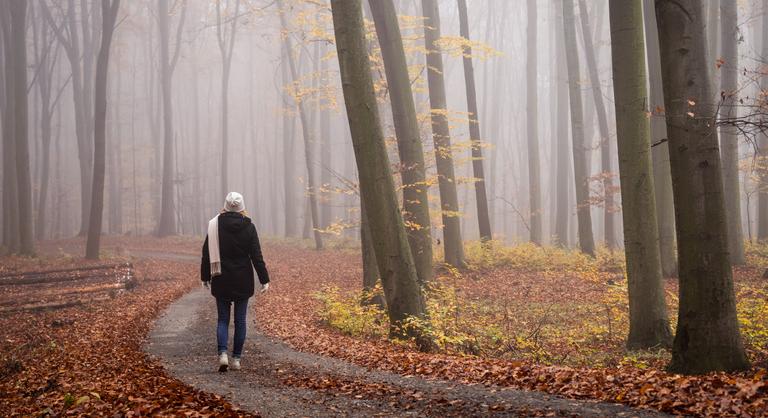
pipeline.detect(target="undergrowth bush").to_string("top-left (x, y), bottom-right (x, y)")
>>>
top-left (738, 287), bottom-right (768, 353)
top-left (745, 241), bottom-right (768, 268)
top-left (313, 286), bottom-right (387, 338)
top-left (462, 240), bottom-right (625, 275)
top-left (404, 279), bottom-right (510, 356)
top-left (315, 241), bottom-right (767, 367)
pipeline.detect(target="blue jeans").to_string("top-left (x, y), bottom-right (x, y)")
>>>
top-left (216, 297), bottom-right (249, 357)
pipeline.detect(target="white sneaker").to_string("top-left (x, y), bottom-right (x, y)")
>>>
top-left (230, 357), bottom-right (241, 371)
top-left (218, 352), bottom-right (229, 372)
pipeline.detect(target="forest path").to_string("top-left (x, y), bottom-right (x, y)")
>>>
top-left (143, 252), bottom-right (668, 417)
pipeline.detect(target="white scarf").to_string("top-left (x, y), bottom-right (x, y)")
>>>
top-left (207, 215), bottom-right (222, 277)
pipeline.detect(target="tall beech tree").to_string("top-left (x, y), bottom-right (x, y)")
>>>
top-left (759, 0), bottom-right (768, 241)
top-left (553, 0), bottom-right (570, 247)
top-left (561, 0), bottom-right (595, 256)
top-left (11, 0), bottom-right (33, 255)
top-left (0, 1), bottom-right (19, 253)
top-left (719, 0), bottom-right (745, 264)
top-left (655, 0), bottom-right (749, 374)
top-left (156, 0), bottom-right (187, 237)
top-left (422, 0), bottom-right (465, 267)
top-left (41, 0), bottom-right (96, 237)
top-left (330, 0), bottom-right (429, 348)
top-left (578, 0), bottom-right (616, 249)
top-left (107, 69), bottom-right (123, 235)
top-left (319, 44), bottom-right (333, 231)
top-left (522, 0), bottom-right (542, 245)
top-left (216, 0), bottom-right (241, 197)
top-left (280, 44), bottom-right (298, 238)
top-left (1, 0), bottom-right (34, 255)
top-left (86, 0), bottom-right (121, 260)
top-left (457, 0), bottom-right (493, 243)
top-left (369, 0), bottom-right (433, 283)
top-left (642, 0), bottom-right (678, 277)
top-left (609, 0), bottom-right (672, 349)
top-left (278, 0), bottom-right (324, 250)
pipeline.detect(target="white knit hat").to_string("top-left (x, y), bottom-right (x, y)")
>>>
top-left (224, 192), bottom-right (245, 212)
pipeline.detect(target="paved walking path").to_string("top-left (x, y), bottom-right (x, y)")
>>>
top-left (145, 282), bottom-right (669, 417)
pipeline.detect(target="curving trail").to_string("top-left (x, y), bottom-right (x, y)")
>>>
top-left (143, 251), bottom-right (667, 417)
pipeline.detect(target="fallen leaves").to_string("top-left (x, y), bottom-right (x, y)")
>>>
top-left (0, 254), bottom-right (253, 417)
top-left (4, 236), bottom-right (767, 417)
top-left (253, 244), bottom-right (768, 417)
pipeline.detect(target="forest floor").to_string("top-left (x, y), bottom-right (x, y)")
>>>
top-left (0, 235), bottom-right (766, 416)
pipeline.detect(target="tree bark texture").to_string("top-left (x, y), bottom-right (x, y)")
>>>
top-left (330, 0), bottom-right (429, 347)
top-left (608, 0), bottom-right (672, 349)
top-left (278, 0), bottom-right (324, 250)
top-left (369, 0), bottom-right (433, 283)
top-left (655, 0), bottom-right (750, 374)
top-left (457, 0), bottom-right (494, 242)
top-left (642, 0), bottom-right (678, 276)
top-left (86, 0), bottom-right (120, 260)
top-left (718, 0), bottom-right (745, 264)
top-left (421, 0), bottom-right (465, 267)
top-left (561, 0), bottom-right (596, 256)
top-left (578, 0), bottom-right (616, 249)
top-left (759, 0), bottom-right (768, 241)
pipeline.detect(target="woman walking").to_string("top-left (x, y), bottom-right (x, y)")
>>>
top-left (201, 192), bottom-right (270, 372)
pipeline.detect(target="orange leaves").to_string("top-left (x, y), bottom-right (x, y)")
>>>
top-left (716, 57), bottom-right (726, 69)
top-left (0, 251), bottom-right (249, 417)
top-left (434, 35), bottom-right (501, 61)
top-left (252, 243), bottom-right (768, 417)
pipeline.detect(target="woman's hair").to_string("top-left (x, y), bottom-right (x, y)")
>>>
top-left (220, 209), bottom-right (249, 217)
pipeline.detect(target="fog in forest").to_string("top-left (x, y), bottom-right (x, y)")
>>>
top-left (0, 0), bottom-right (763, 253)
top-left (4, 1), bottom-right (768, 414)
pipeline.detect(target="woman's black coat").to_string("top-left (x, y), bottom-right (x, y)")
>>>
top-left (201, 212), bottom-right (270, 300)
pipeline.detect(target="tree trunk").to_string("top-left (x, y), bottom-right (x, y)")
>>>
top-left (281, 44), bottom-right (298, 238)
top-left (156, 0), bottom-right (176, 236)
top-left (0, 2), bottom-right (19, 253)
top-left (302, 198), bottom-right (311, 239)
top-left (191, 56), bottom-right (202, 235)
top-left (578, 0), bottom-right (616, 249)
top-left (422, 0), bottom-right (465, 268)
top-left (41, 0), bottom-right (93, 237)
top-left (487, 8), bottom-right (507, 236)
top-left (609, 0), bottom-right (673, 349)
top-left (9, 0), bottom-right (33, 255)
top-left (216, 0), bottom-right (241, 198)
top-left (360, 200), bottom-right (379, 297)
top-left (147, 24), bottom-right (160, 228)
top-left (561, 0), bottom-right (595, 256)
top-left (278, 0), bottom-right (324, 250)
top-left (718, 0), bottom-right (745, 264)
top-left (706, 0), bottom-right (720, 79)
top-left (368, 0), bottom-right (433, 284)
top-left (642, 0), bottom-right (678, 276)
top-left (319, 45), bottom-right (333, 231)
top-left (759, 0), bottom-right (768, 241)
top-left (553, 0), bottom-right (570, 247)
top-left (107, 85), bottom-right (119, 234)
top-left (85, 0), bottom-right (120, 260)
top-left (520, 0), bottom-right (542, 244)
top-left (456, 0), bottom-right (493, 243)
top-left (34, 14), bottom-right (56, 241)
top-left (654, 0), bottom-right (749, 374)
top-left (79, 0), bottom-right (96, 237)
top-left (330, 0), bottom-right (429, 348)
